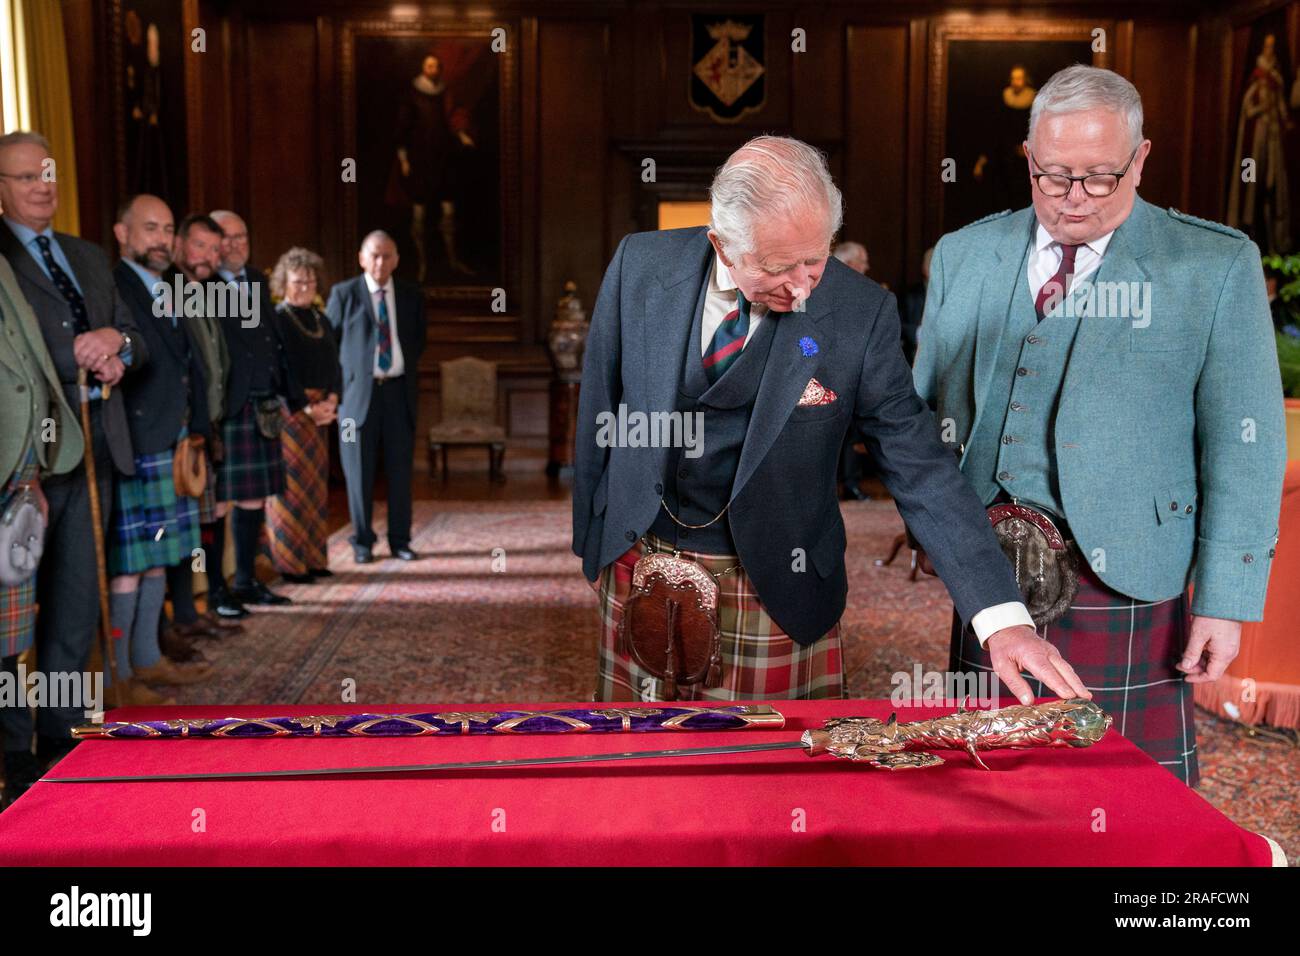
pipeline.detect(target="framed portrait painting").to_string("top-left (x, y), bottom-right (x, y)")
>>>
top-left (110, 0), bottom-right (197, 217)
top-left (341, 21), bottom-right (519, 303)
top-left (926, 19), bottom-right (1115, 239)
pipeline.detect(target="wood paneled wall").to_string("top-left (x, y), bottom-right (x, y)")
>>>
top-left (68, 0), bottom-right (1245, 339)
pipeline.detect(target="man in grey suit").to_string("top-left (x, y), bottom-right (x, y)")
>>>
top-left (574, 135), bottom-right (1089, 703)
top-left (914, 66), bottom-right (1287, 784)
top-left (326, 231), bottom-right (427, 563)
top-left (0, 130), bottom-right (148, 760)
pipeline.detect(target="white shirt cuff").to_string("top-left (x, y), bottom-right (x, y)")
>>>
top-left (970, 602), bottom-right (1036, 647)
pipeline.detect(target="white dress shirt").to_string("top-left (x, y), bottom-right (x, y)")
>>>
top-left (1027, 222), bottom-right (1115, 303)
top-left (363, 272), bottom-right (405, 378)
top-left (701, 254), bottom-right (768, 354)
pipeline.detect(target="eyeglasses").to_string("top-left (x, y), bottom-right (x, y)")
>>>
top-left (1027, 146), bottom-right (1139, 198)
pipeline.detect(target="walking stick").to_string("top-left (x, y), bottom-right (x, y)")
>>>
top-left (76, 368), bottom-right (120, 696)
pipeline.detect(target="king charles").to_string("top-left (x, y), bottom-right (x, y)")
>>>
top-left (572, 135), bottom-right (1091, 704)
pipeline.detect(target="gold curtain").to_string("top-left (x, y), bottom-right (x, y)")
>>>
top-left (18, 0), bottom-right (79, 235)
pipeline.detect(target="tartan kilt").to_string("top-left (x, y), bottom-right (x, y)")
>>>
top-left (196, 453), bottom-right (218, 523)
top-left (109, 448), bottom-right (201, 576)
top-left (0, 445), bottom-right (39, 657)
top-left (950, 560), bottom-right (1198, 786)
top-left (266, 407), bottom-right (329, 575)
top-left (217, 400), bottom-right (284, 502)
top-left (595, 533), bottom-right (846, 701)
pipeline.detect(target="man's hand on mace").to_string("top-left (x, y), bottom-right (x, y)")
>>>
top-left (985, 624), bottom-right (1091, 705)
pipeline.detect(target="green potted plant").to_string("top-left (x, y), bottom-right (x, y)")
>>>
top-left (1259, 254), bottom-right (1300, 459)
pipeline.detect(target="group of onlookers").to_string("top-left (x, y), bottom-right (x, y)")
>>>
top-left (0, 128), bottom-right (428, 809)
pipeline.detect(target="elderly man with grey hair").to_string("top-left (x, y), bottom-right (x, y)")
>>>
top-left (0, 129), bottom-right (148, 765)
top-left (914, 65), bottom-right (1286, 785)
top-left (573, 134), bottom-right (1078, 702)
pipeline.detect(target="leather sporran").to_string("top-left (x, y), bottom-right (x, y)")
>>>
top-left (618, 550), bottom-right (724, 700)
top-left (172, 434), bottom-right (208, 499)
top-left (987, 503), bottom-right (1079, 628)
top-left (255, 397), bottom-right (286, 440)
top-left (0, 486), bottom-right (45, 586)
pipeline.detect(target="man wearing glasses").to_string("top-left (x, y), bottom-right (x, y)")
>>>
top-left (914, 65), bottom-right (1286, 786)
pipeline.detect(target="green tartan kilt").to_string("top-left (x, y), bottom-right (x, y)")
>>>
top-left (109, 448), bottom-right (201, 576)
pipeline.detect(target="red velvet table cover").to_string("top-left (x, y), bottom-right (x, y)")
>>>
top-left (0, 699), bottom-right (1274, 866)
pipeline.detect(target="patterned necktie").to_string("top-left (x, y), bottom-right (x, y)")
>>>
top-left (702, 288), bottom-right (750, 384)
top-left (35, 235), bottom-right (89, 334)
top-left (1034, 242), bottom-right (1081, 321)
top-left (374, 287), bottom-right (393, 373)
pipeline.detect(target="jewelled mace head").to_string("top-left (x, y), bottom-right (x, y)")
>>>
top-left (1051, 698), bottom-right (1112, 747)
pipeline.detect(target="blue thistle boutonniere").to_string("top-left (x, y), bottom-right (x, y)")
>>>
top-left (798, 336), bottom-right (819, 357)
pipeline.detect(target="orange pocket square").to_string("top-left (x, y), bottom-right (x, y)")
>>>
top-left (797, 377), bottom-right (838, 407)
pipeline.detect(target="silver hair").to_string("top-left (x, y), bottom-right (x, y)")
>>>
top-left (1028, 64), bottom-right (1144, 149)
top-left (0, 130), bottom-right (51, 153)
top-left (360, 229), bottom-right (397, 252)
top-left (709, 135), bottom-right (843, 258)
top-left (832, 241), bottom-right (866, 263)
top-left (209, 209), bottom-right (243, 225)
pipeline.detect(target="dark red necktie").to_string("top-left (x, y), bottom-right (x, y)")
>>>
top-left (1034, 243), bottom-right (1080, 321)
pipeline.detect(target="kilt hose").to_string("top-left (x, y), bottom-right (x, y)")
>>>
top-left (108, 448), bottom-right (201, 577)
top-left (595, 533), bottom-right (846, 701)
top-left (217, 400), bottom-right (284, 503)
top-left (0, 445), bottom-right (39, 657)
top-left (266, 407), bottom-right (329, 575)
top-left (951, 561), bottom-right (1199, 786)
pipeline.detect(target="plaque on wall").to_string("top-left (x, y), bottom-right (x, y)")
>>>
top-left (689, 14), bottom-right (766, 123)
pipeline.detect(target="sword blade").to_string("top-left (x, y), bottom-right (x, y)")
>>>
top-left (44, 740), bottom-right (808, 783)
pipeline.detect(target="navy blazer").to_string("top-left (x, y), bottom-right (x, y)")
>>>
top-left (112, 259), bottom-right (210, 455)
top-left (324, 274), bottom-right (425, 428)
top-left (216, 264), bottom-right (304, 415)
top-left (572, 226), bottom-right (1024, 645)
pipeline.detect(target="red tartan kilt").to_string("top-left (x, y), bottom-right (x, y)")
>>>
top-left (595, 534), bottom-right (845, 701)
top-left (950, 561), bottom-right (1199, 786)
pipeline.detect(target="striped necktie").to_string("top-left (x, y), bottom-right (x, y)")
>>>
top-left (374, 287), bottom-right (393, 373)
top-left (702, 288), bottom-right (750, 384)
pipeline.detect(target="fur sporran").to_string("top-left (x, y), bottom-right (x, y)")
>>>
top-left (618, 550), bottom-right (724, 700)
top-left (255, 397), bottom-right (286, 440)
top-left (0, 486), bottom-right (44, 586)
top-left (987, 503), bottom-right (1080, 628)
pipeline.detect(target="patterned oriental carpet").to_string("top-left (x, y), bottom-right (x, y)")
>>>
top-left (172, 499), bottom-right (1297, 863)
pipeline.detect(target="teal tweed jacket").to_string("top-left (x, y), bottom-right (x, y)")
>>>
top-left (914, 196), bottom-right (1286, 621)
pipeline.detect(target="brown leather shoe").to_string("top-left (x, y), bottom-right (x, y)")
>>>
top-left (132, 659), bottom-right (213, 686)
top-left (200, 610), bottom-right (244, 633)
top-left (105, 680), bottom-right (175, 707)
top-left (172, 619), bottom-right (213, 638)
top-left (127, 680), bottom-right (176, 706)
top-left (159, 624), bottom-right (204, 663)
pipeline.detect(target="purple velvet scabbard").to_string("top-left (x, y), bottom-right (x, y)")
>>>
top-left (70, 704), bottom-right (786, 739)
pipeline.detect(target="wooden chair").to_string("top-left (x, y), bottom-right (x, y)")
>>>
top-left (426, 357), bottom-right (507, 481)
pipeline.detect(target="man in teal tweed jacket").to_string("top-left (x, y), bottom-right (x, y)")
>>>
top-left (914, 65), bottom-right (1285, 784)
